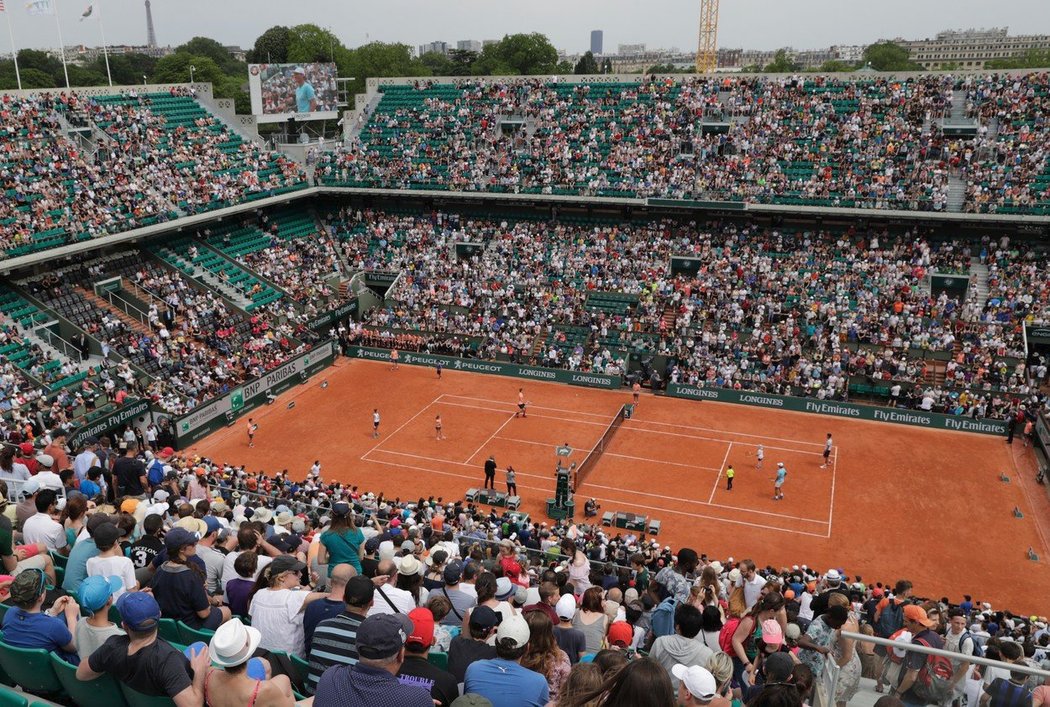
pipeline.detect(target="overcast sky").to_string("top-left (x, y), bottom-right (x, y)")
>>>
top-left (6, 0), bottom-right (1050, 56)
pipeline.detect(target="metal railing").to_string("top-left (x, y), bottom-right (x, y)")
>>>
top-left (103, 290), bottom-right (151, 325)
top-left (32, 325), bottom-right (84, 364)
top-left (814, 631), bottom-right (1050, 707)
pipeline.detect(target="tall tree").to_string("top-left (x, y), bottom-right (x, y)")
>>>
top-left (97, 53), bottom-right (158, 85)
top-left (763, 49), bottom-right (799, 73)
top-left (862, 42), bottom-right (920, 71)
top-left (447, 49), bottom-right (478, 76)
top-left (247, 25), bottom-right (291, 64)
top-left (419, 51), bottom-right (454, 76)
top-left (175, 36), bottom-right (243, 75)
top-left (151, 53), bottom-right (225, 85)
top-left (287, 24), bottom-right (346, 64)
top-left (986, 49), bottom-right (1050, 69)
top-left (475, 33), bottom-right (559, 75)
top-left (342, 42), bottom-right (429, 95)
top-left (575, 51), bottom-right (599, 75)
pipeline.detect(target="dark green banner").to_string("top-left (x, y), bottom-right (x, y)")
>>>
top-left (345, 346), bottom-right (621, 390)
top-left (308, 300), bottom-right (358, 332)
top-left (69, 399), bottom-right (152, 449)
top-left (173, 340), bottom-right (339, 447)
top-left (665, 383), bottom-right (1007, 435)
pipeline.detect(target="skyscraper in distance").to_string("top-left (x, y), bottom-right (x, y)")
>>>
top-left (590, 30), bottom-right (603, 55)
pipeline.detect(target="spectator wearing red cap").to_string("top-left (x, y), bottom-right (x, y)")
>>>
top-left (396, 607), bottom-right (458, 707)
top-left (16, 443), bottom-right (38, 476)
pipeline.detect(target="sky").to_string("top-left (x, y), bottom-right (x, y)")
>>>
top-left (5, 0), bottom-right (1050, 57)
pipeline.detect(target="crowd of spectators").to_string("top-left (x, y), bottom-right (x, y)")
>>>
top-left (325, 207), bottom-right (1049, 421)
top-left (0, 437), bottom-right (1044, 707)
top-left (318, 72), bottom-right (1049, 214)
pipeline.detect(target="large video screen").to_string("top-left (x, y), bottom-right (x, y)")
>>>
top-left (248, 62), bottom-right (339, 123)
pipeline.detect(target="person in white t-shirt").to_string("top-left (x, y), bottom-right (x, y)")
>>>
top-left (367, 557), bottom-right (419, 616)
top-left (85, 522), bottom-right (138, 598)
top-left (736, 559), bottom-right (766, 610)
top-left (248, 555), bottom-right (326, 658)
top-left (22, 489), bottom-right (68, 555)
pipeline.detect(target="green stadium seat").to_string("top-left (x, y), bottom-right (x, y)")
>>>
top-left (0, 643), bottom-right (64, 697)
top-left (50, 654), bottom-right (128, 707)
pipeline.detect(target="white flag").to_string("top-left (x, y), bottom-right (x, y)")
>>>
top-left (25, 0), bottom-right (54, 15)
top-left (79, 3), bottom-right (93, 20)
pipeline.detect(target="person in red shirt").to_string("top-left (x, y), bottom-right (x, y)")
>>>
top-left (16, 444), bottom-right (38, 476)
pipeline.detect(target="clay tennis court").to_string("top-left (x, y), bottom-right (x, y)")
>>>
top-left (188, 358), bottom-right (1050, 613)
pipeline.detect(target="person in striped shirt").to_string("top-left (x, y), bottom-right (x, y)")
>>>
top-left (305, 575), bottom-right (375, 694)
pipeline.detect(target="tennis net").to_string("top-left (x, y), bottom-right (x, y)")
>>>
top-left (573, 404), bottom-right (627, 490)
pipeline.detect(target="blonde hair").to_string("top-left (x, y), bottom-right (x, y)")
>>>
top-left (828, 592), bottom-right (850, 609)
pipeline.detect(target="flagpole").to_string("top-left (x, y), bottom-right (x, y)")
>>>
top-left (3, 6), bottom-right (21, 90)
top-left (52, 0), bottom-right (69, 88)
top-left (93, 0), bottom-right (111, 86)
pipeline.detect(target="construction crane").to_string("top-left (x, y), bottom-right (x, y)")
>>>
top-left (695, 0), bottom-right (719, 73)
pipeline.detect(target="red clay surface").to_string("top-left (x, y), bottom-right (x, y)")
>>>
top-left (189, 358), bottom-right (1050, 614)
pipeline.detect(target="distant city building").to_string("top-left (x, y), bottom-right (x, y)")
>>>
top-left (457, 40), bottom-right (482, 53)
top-left (60, 44), bottom-right (171, 63)
top-left (590, 30), bottom-right (603, 55)
top-left (895, 27), bottom-right (1050, 69)
top-left (418, 41), bottom-right (449, 57)
top-left (482, 39), bottom-right (498, 48)
top-left (617, 43), bottom-right (647, 56)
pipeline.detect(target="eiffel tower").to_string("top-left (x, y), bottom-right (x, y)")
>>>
top-left (144, 0), bottom-right (157, 48)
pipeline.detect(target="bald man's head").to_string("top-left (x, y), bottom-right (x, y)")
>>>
top-left (377, 559), bottom-right (396, 579)
top-left (329, 563), bottom-right (356, 587)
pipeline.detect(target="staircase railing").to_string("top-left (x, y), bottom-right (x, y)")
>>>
top-left (103, 290), bottom-right (150, 325)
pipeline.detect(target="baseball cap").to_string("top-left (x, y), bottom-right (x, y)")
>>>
top-left (79, 575), bottom-right (124, 613)
top-left (495, 613), bottom-right (530, 649)
top-left (203, 516), bottom-right (223, 536)
top-left (20, 477), bottom-right (41, 496)
top-left (672, 665), bottom-right (717, 701)
top-left (443, 561), bottom-right (464, 584)
top-left (407, 607), bottom-right (435, 648)
top-left (117, 591), bottom-right (162, 631)
top-left (607, 621), bottom-right (633, 647)
top-left (18, 443), bottom-right (33, 455)
top-left (92, 522), bottom-right (121, 549)
top-left (344, 575), bottom-right (375, 607)
top-left (35, 454), bottom-right (54, 469)
top-left (164, 527), bottom-right (199, 554)
top-left (904, 604), bottom-right (934, 628)
top-left (9, 569), bottom-right (47, 605)
top-left (764, 652), bottom-right (795, 682)
top-left (555, 594), bottom-right (577, 620)
top-left (157, 446), bottom-right (174, 459)
top-left (364, 537), bottom-right (382, 554)
top-left (469, 605), bottom-right (501, 629)
top-left (293, 66), bottom-right (306, 75)
top-left (331, 501), bottom-right (351, 516)
top-left (356, 613), bottom-right (413, 659)
top-left (120, 498), bottom-right (140, 514)
top-left (86, 513), bottom-right (113, 534)
top-left (761, 619), bottom-right (784, 646)
top-left (153, 489), bottom-right (170, 502)
top-left (267, 555), bottom-right (307, 577)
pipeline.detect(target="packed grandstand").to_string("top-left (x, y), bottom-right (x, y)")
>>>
top-left (0, 68), bottom-right (1049, 707)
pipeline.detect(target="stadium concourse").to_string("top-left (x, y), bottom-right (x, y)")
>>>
top-left (0, 72), bottom-right (1048, 706)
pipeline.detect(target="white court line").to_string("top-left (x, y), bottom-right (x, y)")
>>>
top-left (437, 401), bottom-right (609, 428)
top-left (464, 413), bottom-right (517, 465)
top-left (581, 479), bottom-right (829, 525)
top-left (441, 394), bottom-right (613, 420)
top-left (828, 449), bottom-right (838, 532)
top-left (364, 448), bottom-right (554, 483)
top-left (363, 394), bottom-right (444, 457)
top-left (362, 455), bottom-right (829, 538)
top-left (629, 416), bottom-right (825, 448)
top-left (709, 442), bottom-right (733, 503)
top-left (624, 423), bottom-right (826, 457)
top-left (603, 452), bottom-right (721, 472)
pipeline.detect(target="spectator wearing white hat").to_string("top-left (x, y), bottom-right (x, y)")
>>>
top-left (674, 664), bottom-right (719, 706)
top-left (465, 612), bottom-right (549, 707)
top-left (553, 593), bottom-right (587, 663)
top-left (248, 554), bottom-right (325, 658)
top-left (202, 618), bottom-right (297, 707)
top-left (369, 557), bottom-right (422, 617)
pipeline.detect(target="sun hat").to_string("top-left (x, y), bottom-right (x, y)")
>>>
top-left (209, 618), bottom-right (262, 668)
top-left (176, 517), bottom-right (208, 537)
top-left (397, 555), bottom-right (422, 577)
top-left (494, 577), bottom-right (515, 601)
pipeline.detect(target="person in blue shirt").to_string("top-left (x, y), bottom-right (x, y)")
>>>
top-left (313, 613), bottom-right (432, 707)
top-left (465, 613), bottom-right (550, 707)
top-left (79, 466), bottom-right (104, 500)
top-left (2, 567), bottom-right (81, 664)
top-left (774, 462), bottom-right (787, 501)
top-left (292, 67), bottom-right (317, 113)
top-left (62, 512), bottom-right (113, 594)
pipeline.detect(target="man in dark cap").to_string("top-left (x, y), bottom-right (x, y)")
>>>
top-left (313, 613), bottom-right (433, 706)
top-left (448, 604), bottom-right (499, 683)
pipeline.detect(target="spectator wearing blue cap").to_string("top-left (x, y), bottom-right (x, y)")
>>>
top-left (75, 574), bottom-right (125, 661)
top-left (150, 527), bottom-right (231, 631)
top-left (314, 613), bottom-right (433, 707)
top-left (76, 591), bottom-right (211, 704)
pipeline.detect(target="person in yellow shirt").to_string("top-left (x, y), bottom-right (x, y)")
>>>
top-left (725, 465), bottom-right (735, 491)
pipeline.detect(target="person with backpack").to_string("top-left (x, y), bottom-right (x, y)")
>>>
top-left (875, 580), bottom-right (914, 694)
top-left (980, 652), bottom-right (1034, 707)
top-left (145, 447), bottom-right (174, 490)
top-left (725, 592), bottom-right (786, 689)
top-left (944, 607), bottom-right (981, 706)
top-left (892, 605), bottom-right (947, 705)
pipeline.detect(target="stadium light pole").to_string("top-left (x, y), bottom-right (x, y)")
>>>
top-left (189, 64), bottom-right (195, 83)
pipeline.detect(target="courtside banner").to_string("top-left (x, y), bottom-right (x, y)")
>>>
top-left (173, 340), bottom-right (339, 447)
top-left (69, 399), bottom-right (153, 449)
top-left (346, 346), bottom-right (621, 390)
top-left (665, 383), bottom-right (1007, 436)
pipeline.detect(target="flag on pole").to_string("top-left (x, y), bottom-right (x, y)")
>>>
top-left (79, 3), bottom-right (93, 20)
top-left (0, 1), bottom-right (7, 13)
top-left (25, 0), bottom-right (54, 15)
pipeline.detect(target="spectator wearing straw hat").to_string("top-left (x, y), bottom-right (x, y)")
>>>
top-left (203, 618), bottom-right (297, 707)
top-left (314, 613), bottom-right (433, 707)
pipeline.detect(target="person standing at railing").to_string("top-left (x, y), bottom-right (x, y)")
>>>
top-left (891, 605), bottom-right (944, 705)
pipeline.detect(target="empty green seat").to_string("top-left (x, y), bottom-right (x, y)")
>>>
top-left (50, 654), bottom-right (128, 707)
top-left (0, 642), bottom-right (64, 696)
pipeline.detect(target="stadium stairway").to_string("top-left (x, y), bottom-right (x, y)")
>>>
top-left (947, 174), bottom-right (967, 212)
top-left (75, 287), bottom-right (153, 337)
top-left (968, 262), bottom-right (990, 310)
